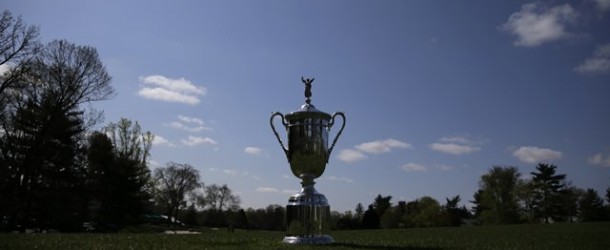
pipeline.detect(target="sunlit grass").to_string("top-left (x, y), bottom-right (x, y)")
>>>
top-left (1, 222), bottom-right (608, 250)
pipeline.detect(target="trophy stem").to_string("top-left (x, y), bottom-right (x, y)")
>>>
top-left (283, 180), bottom-right (334, 244)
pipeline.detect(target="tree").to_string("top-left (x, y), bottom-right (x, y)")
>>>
top-left (515, 179), bottom-right (537, 223)
top-left (355, 202), bottom-right (364, 221)
top-left (361, 205), bottom-right (379, 229)
top-left (202, 184), bottom-right (240, 211)
top-left (86, 131), bottom-right (116, 229)
top-left (530, 163), bottom-right (566, 223)
top-left (154, 162), bottom-right (202, 223)
top-left (372, 194), bottom-right (392, 218)
top-left (558, 184), bottom-right (583, 223)
top-left (476, 166), bottom-right (520, 224)
top-left (410, 196), bottom-right (442, 227)
top-left (0, 10), bottom-right (40, 106)
top-left (0, 37), bottom-right (113, 231)
top-left (443, 195), bottom-right (468, 226)
top-left (578, 188), bottom-right (605, 222)
top-left (98, 118), bottom-right (154, 229)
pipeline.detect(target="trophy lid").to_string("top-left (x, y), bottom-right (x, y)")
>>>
top-left (284, 77), bottom-right (332, 121)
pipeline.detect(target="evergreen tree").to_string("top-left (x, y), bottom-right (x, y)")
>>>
top-left (530, 163), bottom-right (566, 223)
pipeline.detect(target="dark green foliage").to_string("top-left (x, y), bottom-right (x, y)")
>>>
top-left (443, 195), bottom-right (469, 226)
top-left (372, 194), bottom-right (392, 218)
top-left (476, 166), bottom-right (521, 224)
top-left (331, 211), bottom-right (360, 230)
top-left (530, 163), bottom-right (567, 223)
top-left (578, 188), bottom-right (605, 222)
top-left (243, 205), bottom-right (285, 231)
top-left (361, 205), bottom-right (379, 229)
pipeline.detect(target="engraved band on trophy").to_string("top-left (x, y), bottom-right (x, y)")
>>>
top-left (270, 77), bottom-right (345, 244)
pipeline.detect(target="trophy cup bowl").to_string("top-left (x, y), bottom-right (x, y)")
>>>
top-left (270, 78), bottom-right (345, 244)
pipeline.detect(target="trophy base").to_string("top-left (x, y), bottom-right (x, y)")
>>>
top-left (283, 184), bottom-right (334, 244)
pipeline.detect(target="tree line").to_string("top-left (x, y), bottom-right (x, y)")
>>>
top-left (329, 164), bottom-right (609, 230)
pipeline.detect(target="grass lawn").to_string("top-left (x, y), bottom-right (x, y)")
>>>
top-left (1, 222), bottom-right (608, 250)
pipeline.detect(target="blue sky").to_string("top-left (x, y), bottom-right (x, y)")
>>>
top-left (3, 0), bottom-right (610, 212)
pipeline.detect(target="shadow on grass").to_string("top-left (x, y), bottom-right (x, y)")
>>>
top-left (330, 242), bottom-right (443, 250)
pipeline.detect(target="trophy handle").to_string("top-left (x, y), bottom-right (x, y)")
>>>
top-left (270, 112), bottom-right (289, 161)
top-left (327, 112), bottom-right (346, 161)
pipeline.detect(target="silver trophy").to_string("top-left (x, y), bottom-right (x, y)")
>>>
top-left (270, 77), bottom-right (345, 244)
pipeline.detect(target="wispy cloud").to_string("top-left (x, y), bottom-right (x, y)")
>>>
top-left (430, 143), bottom-right (481, 155)
top-left (501, 2), bottom-right (577, 47)
top-left (244, 146), bottom-right (264, 156)
top-left (337, 149), bottom-right (367, 163)
top-left (327, 176), bottom-right (355, 183)
top-left (356, 139), bottom-right (413, 154)
top-left (338, 138), bottom-right (412, 163)
top-left (137, 75), bottom-right (206, 105)
top-left (166, 115), bottom-right (213, 132)
top-left (438, 165), bottom-right (455, 171)
top-left (282, 189), bottom-right (298, 194)
top-left (430, 136), bottom-right (482, 155)
top-left (575, 43), bottom-right (610, 74)
top-left (152, 135), bottom-right (176, 147)
top-left (513, 146), bottom-right (562, 164)
top-left (594, 0), bottom-right (610, 11)
top-left (256, 187), bottom-right (279, 193)
top-left (588, 153), bottom-right (610, 167)
top-left (181, 136), bottom-right (217, 146)
top-left (400, 163), bottom-right (428, 172)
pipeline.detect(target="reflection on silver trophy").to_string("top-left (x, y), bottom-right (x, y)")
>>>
top-left (270, 77), bottom-right (345, 244)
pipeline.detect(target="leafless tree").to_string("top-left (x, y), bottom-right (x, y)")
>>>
top-left (202, 184), bottom-right (241, 211)
top-left (154, 162), bottom-right (202, 223)
top-left (0, 10), bottom-right (40, 105)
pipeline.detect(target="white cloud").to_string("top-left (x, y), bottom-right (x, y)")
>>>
top-left (178, 115), bottom-right (205, 126)
top-left (168, 122), bottom-right (212, 132)
top-left (594, 0), bottom-right (610, 11)
top-left (587, 153), bottom-right (610, 167)
top-left (501, 3), bottom-right (577, 47)
top-left (430, 136), bottom-right (483, 155)
top-left (430, 143), bottom-right (481, 155)
top-left (355, 139), bottom-right (412, 154)
top-left (439, 136), bottom-right (474, 144)
top-left (513, 146), bottom-right (562, 164)
top-left (244, 146), bottom-right (263, 156)
top-left (223, 169), bottom-right (238, 175)
top-left (439, 165), bottom-right (455, 171)
top-left (0, 64), bottom-right (11, 76)
top-left (137, 75), bottom-right (206, 105)
top-left (152, 135), bottom-right (175, 147)
top-left (337, 149), bottom-right (367, 163)
top-left (282, 189), bottom-right (298, 194)
top-left (181, 136), bottom-right (217, 146)
top-left (257, 187), bottom-right (279, 193)
top-left (575, 43), bottom-right (610, 74)
top-left (148, 160), bottom-right (162, 168)
top-left (327, 176), bottom-right (355, 183)
top-left (401, 163), bottom-right (428, 172)
top-left (167, 115), bottom-right (212, 132)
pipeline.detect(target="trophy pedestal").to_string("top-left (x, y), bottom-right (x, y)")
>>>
top-left (283, 184), bottom-right (334, 244)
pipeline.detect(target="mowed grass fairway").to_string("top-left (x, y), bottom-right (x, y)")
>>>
top-left (1, 222), bottom-right (608, 250)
